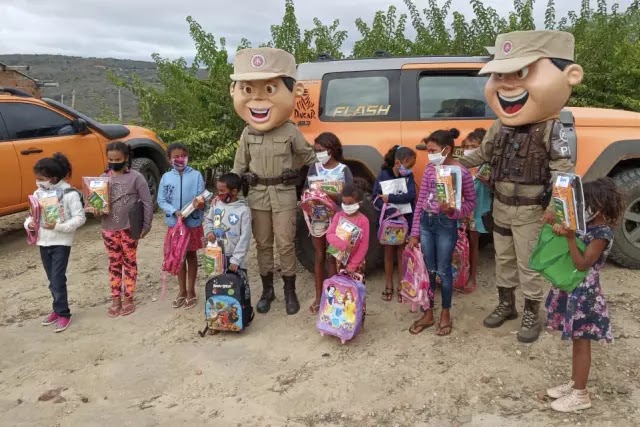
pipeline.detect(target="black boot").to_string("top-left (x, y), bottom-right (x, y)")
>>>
top-left (517, 299), bottom-right (542, 343)
top-left (483, 287), bottom-right (518, 328)
top-left (283, 275), bottom-right (300, 315)
top-left (256, 273), bottom-right (275, 314)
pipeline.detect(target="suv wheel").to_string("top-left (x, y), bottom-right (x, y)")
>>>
top-left (132, 157), bottom-right (160, 211)
top-left (611, 168), bottom-right (640, 269)
top-left (295, 198), bottom-right (384, 274)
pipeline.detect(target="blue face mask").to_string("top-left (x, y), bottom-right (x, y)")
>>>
top-left (398, 165), bottom-right (412, 177)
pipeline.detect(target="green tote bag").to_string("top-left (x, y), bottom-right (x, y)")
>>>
top-left (529, 224), bottom-right (588, 292)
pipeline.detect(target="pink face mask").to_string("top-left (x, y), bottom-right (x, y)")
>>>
top-left (172, 156), bottom-right (188, 170)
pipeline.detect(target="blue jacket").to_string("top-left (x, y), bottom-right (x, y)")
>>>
top-left (372, 168), bottom-right (418, 225)
top-left (158, 167), bottom-right (206, 228)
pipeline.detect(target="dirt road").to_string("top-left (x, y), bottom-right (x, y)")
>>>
top-left (0, 213), bottom-right (638, 426)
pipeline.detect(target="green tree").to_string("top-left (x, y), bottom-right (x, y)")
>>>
top-left (112, 16), bottom-right (245, 170)
top-left (352, 6), bottom-right (412, 57)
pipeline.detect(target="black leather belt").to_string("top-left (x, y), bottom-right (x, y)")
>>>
top-left (256, 176), bottom-right (284, 186)
top-left (493, 223), bottom-right (513, 236)
top-left (494, 190), bottom-right (541, 207)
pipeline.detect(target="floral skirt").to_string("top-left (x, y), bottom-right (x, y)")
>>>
top-left (545, 276), bottom-right (613, 343)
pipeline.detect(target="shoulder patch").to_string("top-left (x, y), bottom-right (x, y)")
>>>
top-left (549, 121), bottom-right (571, 160)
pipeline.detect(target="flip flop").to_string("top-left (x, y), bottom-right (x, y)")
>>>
top-left (121, 300), bottom-right (136, 316)
top-left (184, 297), bottom-right (198, 310)
top-left (381, 288), bottom-right (393, 302)
top-left (436, 322), bottom-right (453, 336)
top-left (172, 296), bottom-right (186, 309)
top-left (309, 303), bottom-right (320, 315)
top-left (107, 306), bottom-right (121, 318)
top-left (409, 319), bottom-right (435, 335)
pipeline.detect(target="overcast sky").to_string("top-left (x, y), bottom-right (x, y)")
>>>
top-left (0, 0), bottom-right (634, 61)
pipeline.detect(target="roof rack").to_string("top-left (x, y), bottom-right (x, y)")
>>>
top-left (316, 53), bottom-right (335, 61)
top-left (0, 86), bottom-right (33, 97)
top-left (373, 50), bottom-right (392, 58)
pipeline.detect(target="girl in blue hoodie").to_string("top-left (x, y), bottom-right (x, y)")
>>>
top-left (372, 146), bottom-right (417, 302)
top-left (158, 143), bottom-right (206, 310)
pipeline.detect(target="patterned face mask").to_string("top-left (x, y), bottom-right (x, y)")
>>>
top-left (172, 156), bottom-right (188, 170)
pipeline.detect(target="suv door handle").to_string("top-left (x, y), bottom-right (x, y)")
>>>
top-left (20, 148), bottom-right (43, 155)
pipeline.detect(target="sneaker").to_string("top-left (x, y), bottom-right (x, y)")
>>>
top-left (550, 389), bottom-right (592, 413)
top-left (55, 317), bottom-right (71, 333)
top-left (41, 312), bottom-right (59, 326)
top-left (546, 381), bottom-right (575, 399)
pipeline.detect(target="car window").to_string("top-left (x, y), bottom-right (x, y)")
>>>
top-left (321, 71), bottom-right (400, 122)
top-left (418, 73), bottom-right (496, 120)
top-left (0, 103), bottom-right (77, 140)
top-left (0, 112), bottom-right (8, 141)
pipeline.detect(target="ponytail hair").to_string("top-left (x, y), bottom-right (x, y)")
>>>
top-left (33, 152), bottom-right (72, 183)
top-left (382, 145), bottom-right (417, 171)
top-left (423, 128), bottom-right (460, 149)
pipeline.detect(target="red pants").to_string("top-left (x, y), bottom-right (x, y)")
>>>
top-left (102, 229), bottom-right (139, 298)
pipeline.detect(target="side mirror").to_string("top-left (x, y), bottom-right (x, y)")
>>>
top-left (73, 118), bottom-right (89, 135)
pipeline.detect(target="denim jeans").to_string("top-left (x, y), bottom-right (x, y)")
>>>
top-left (419, 212), bottom-right (459, 309)
top-left (40, 246), bottom-right (72, 318)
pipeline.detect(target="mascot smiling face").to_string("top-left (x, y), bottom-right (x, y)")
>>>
top-left (230, 47), bottom-right (304, 133)
top-left (481, 31), bottom-right (584, 127)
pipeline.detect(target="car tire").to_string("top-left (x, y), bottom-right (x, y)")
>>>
top-left (610, 168), bottom-right (640, 269)
top-left (132, 157), bottom-right (160, 211)
top-left (295, 198), bottom-right (384, 275)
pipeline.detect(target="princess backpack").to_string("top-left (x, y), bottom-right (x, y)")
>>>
top-left (400, 245), bottom-right (432, 312)
top-left (452, 225), bottom-right (472, 293)
top-left (161, 217), bottom-right (191, 298)
top-left (376, 199), bottom-right (408, 245)
top-left (317, 271), bottom-right (366, 344)
top-left (26, 195), bottom-right (40, 245)
top-left (301, 189), bottom-right (338, 237)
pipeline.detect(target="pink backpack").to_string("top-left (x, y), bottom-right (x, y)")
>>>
top-left (376, 199), bottom-right (408, 245)
top-left (301, 189), bottom-right (337, 237)
top-left (452, 225), bottom-right (472, 293)
top-left (26, 195), bottom-right (40, 245)
top-left (400, 246), bottom-right (432, 312)
top-left (161, 218), bottom-right (191, 298)
top-left (317, 271), bottom-right (366, 344)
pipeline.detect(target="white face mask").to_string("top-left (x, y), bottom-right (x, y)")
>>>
top-left (463, 149), bottom-right (476, 157)
top-left (36, 180), bottom-right (52, 190)
top-left (428, 149), bottom-right (446, 166)
top-left (585, 207), bottom-right (600, 223)
top-left (316, 151), bottom-right (331, 165)
top-left (342, 203), bottom-right (360, 215)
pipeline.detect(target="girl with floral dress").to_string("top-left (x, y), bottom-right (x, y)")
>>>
top-left (545, 178), bottom-right (624, 413)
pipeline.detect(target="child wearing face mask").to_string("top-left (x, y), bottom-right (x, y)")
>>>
top-left (326, 185), bottom-right (370, 275)
top-left (100, 142), bottom-right (154, 317)
top-left (158, 142), bottom-right (207, 310)
top-left (25, 153), bottom-right (86, 332)
top-left (545, 178), bottom-right (623, 413)
top-left (372, 145), bottom-right (418, 302)
top-left (304, 132), bottom-right (354, 314)
top-left (407, 128), bottom-right (476, 337)
top-left (205, 173), bottom-right (252, 274)
top-left (461, 128), bottom-right (491, 290)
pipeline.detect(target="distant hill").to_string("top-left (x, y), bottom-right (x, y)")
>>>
top-left (0, 54), bottom-right (160, 122)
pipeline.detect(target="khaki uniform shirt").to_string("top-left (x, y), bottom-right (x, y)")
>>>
top-left (232, 120), bottom-right (317, 212)
top-left (459, 119), bottom-right (575, 225)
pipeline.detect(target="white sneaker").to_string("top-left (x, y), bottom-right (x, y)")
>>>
top-left (550, 389), bottom-right (592, 413)
top-left (546, 381), bottom-right (575, 399)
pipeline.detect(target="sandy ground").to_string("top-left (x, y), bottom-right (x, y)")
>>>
top-left (0, 212), bottom-right (639, 427)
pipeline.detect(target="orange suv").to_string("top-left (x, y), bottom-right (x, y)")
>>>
top-left (0, 87), bottom-right (168, 216)
top-left (293, 54), bottom-right (640, 269)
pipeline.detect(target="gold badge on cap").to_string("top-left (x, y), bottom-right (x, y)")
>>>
top-left (502, 40), bottom-right (513, 55)
top-left (250, 54), bottom-right (265, 69)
